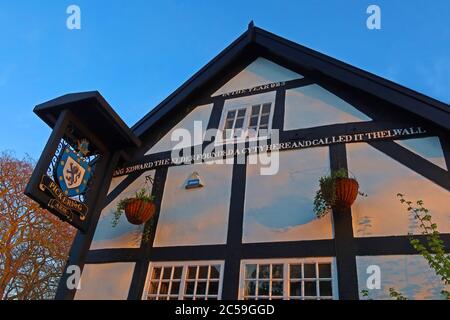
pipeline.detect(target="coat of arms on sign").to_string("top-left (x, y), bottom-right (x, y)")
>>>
top-left (185, 172), bottom-right (204, 190)
top-left (56, 139), bottom-right (92, 197)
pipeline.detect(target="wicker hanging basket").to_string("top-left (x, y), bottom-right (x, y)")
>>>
top-left (124, 199), bottom-right (156, 225)
top-left (333, 178), bottom-right (359, 209)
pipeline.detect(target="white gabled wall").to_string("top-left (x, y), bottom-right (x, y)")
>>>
top-left (348, 142), bottom-right (450, 237)
top-left (284, 84), bottom-right (371, 130)
top-left (243, 147), bottom-right (333, 243)
top-left (90, 171), bottom-right (155, 250)
top-left (213, 57), bottom-right (303, 97)
top-left (74, 263), bottom-right (135, 300)
top-left (356, 255), bottom-right (449, 300)
top-left (153, 163), bottom-right (233, 247)
top-left (146, 103), bottom-right (213, 155)
top-left (395, 136), bottom-right (447, 170)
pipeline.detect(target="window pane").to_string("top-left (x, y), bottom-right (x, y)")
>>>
top-left (304, 264), bottom-right (316, 278)
top-left (225, 119), bottom-right (234, 129)
top-left (272, 264), bottom-right (283, 279)
top-left (188, 266), bottom-right (197, 279)
top-left (196, 281), bottom-right (207, 295)
top-left (198, 266), bottom-right (208, 279)
top-left (209, 281), bottom-right (219, 295)
top-left (249, 116), bottom-right (258, 127)
top-left (319, 281), bottom-right (332, 296)
top-left (260, 115), bottom-right (269, 126)
top-left (258, 281), bottom-right (270, 296)
top-left (290, 281), bottom-right (302, 297)
top-left (162, 267), bottom-right (172, 279)
top-left (234, 118), bottom-right (244, 129)
top-left (244, 281), bottom-right (256, 296)
top-left (149, 282), bottom-right (159, 294)
top-left (237, 109), bottom-right (246, 117)
top-left (272, 281), bottom-right (283, 296)
top-left (170, 281), bottom-right (180, 295)
top-left (319, 264), bottom-right (331, 278)
top-left (185, 281), bottom-right (195, 295)
top-left (245, 265), bottom-right (257, 279)
top-left (304, 281), bottom-right (317, 297)
top-left (262, 103), bottom-right (271, 114)
top-left (152, 267), bottom-right (161, 280)
top-left (259, 265), bottom-right (270, 279)
top-left (160, 282), bottom-right (169, 295)
top-left (227, 111), bottom-right (236, 119)
top-left (290, 264), bottom-right (302, 279)
top-left (210, 265), bottom-right (220, 279)
top-left (251, 105), bottom-right (261, 116)
top-left (173, 267), bottom-right (183, 279)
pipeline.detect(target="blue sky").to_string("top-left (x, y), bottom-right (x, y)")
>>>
top-left (0, 1), bottom-right (449, 159)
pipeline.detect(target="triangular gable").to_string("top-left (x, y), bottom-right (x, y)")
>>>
top-left (212, 57), bottom-right (303, 97)
top-left (132, 24), bottom-right (450, 138)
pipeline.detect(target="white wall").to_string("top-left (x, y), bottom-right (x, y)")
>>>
top-left (348, 142), bottom-right (450, 237)
top-left (153, 163), bottom-right (233, 247)
top-left (357, 255), bottom-right (449, 300)
top-left (213, 57), bottom-right (302, 97)
top-left (395, 136), bottom-right (447, 170)
top-left (243, 147), bottom-right (333, 243)
top-left (284, 84), bottom-right (371, 130)
top-left (74, 263), bottom-right (135, 300)
top-left (146, 103), bottom-right (213, 155)
top-left (90, 171), bottom-right (155, 250)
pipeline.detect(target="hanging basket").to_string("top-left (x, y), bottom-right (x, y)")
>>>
top-left (124, 199), bottom-right (156, 225)
top-left (333, 178), bottom-right (359, 209)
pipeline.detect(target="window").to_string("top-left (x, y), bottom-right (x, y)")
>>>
top-left (145, 262), bottom-right (223, 300)
top-left (221, 103), bottom-right (273, 141)
top-left (240, 259), bottom-right (336, 300)
top-left (223, 108), bottom-right (247, 140)
top-left (248, 103), bottom-right (272, 136)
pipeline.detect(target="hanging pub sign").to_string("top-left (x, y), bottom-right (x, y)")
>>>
top-left (25, 114), bottom-right (101, 232)
top-left (39, 139), bottom-right (93, 222)
top-left (25, 92), bottom-right (141, 233)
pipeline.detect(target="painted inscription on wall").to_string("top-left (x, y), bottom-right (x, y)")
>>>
top-left (113, 126), bottom-right (427, 177)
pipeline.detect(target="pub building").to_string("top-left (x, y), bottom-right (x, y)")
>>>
top-left (25, 23), bottom-right (449, 300)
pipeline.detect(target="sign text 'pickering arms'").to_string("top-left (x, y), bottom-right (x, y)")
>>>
top-left (113, 126), bottom-right (427, 177)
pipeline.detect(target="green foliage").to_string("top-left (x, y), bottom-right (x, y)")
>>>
top-left (389, 288), bottom-right (408, 300)
top-left (397, 193), bottom-right (450, 288)
top-left (386, 194), bottom-right (450, 300)
top-left (112, 188), bottom-right (155, 227)
top-left (360, 289), bottom-right (370, 299)
top-left (313, 168), bottom-right (366, 218)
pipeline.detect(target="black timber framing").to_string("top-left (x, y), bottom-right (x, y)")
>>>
top-left (127, 166), bottom-right (168, 300)
top-left (55, 150), bottom-right (121, 300)
top-left (55, 24), bottom-right (450, 301)
top-left (222, 156), bottom-right (247, 300)
top-left (81, 95), bottom-right (449, 301)
top-left (329, 144), bottom-right (359, 300)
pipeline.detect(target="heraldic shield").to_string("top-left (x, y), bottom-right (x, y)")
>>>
top-left (56, 146), bottom-right (92, 197)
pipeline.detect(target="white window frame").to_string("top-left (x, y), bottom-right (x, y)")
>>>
top-left (239, 258), bottom-right (338, 300)
top-left (217, 102), bottom-right (275, 144)
top-left (142, 261), bottom-right (225, 300)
